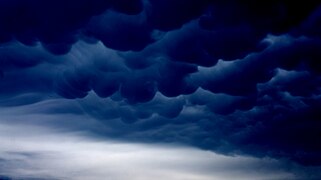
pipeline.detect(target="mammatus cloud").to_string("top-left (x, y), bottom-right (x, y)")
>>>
top-left (0, 0), bottom-right (321, 178)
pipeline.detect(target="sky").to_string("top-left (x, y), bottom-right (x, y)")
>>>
top-left (0, 0), bottom-right (321, 179)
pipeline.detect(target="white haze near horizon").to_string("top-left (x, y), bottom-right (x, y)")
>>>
top-left (0, 120), bottom-right (299, 180)
top-left (0, 95), bottom-right (314, 180)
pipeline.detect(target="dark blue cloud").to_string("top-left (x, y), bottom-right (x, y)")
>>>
top-left (0, 0), bottom-right (144, 53)
top-left (146, 0), bottom-right (210, 30)
top-left (85, 10), bottom-right (154, 51)
top-left (0, 175), bottom-right (11, 180)
top-left (0, 1), bottom-right (321, 177)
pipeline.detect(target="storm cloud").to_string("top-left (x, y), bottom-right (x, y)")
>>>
top-left (1, 0), bottom-right (321, 179)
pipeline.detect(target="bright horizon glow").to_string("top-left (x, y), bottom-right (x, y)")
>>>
top-left (0, 122), bottom-right (296, 180)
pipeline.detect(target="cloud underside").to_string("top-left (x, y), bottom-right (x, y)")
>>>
top-left (0, 0), bottom-right (321, 170)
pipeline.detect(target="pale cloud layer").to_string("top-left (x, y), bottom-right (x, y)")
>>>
top-left (0, 121), bottom-right (302, 180)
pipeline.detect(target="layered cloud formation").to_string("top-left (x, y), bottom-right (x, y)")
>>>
top-left (1, 121), bottom-right (312, 180)
top-left (1, 0), bottom-right (321, 177)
